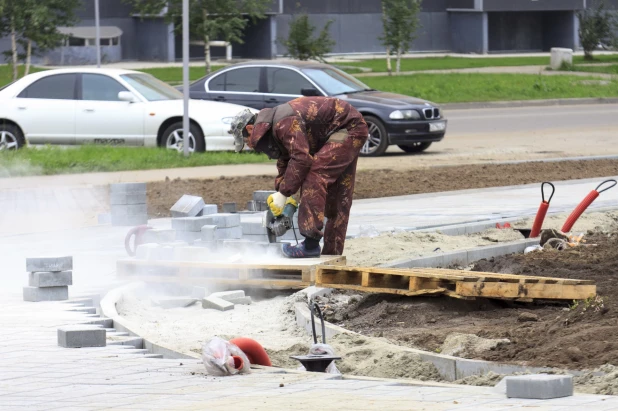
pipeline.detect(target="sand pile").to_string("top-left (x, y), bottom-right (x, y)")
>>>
top-left (440, 333), bottom-right (510, 358)
top-left (344, 228), bottom-right (524, 267)
top-left (515, 210), bottom-right (618, 234)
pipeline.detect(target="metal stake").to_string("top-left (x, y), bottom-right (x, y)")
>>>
top-left (182, 0), bottom-right (190, 157)
top-left (94, 0), bottom-right (101, 68)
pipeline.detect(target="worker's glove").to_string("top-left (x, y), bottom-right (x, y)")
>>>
top-left (285, 196), bottom-right (298, 209)
top-left (267, 192), bottom-right (287, 217)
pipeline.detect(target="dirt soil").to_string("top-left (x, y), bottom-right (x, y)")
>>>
top-left (320, 230), bottom-right (618, 372)
top-left (146, 159), bottom-right (618, 218)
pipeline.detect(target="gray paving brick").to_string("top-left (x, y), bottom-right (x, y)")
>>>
top-left (110, 204), bottom-right (148, 217)
top-left (253, 190), bottom-right (276, 202)
top-left (111, 214), bottom-right (148, 226)
top-left (201, 204), bottom-right (218, 216)
top-left (142, 228), bottom-right (176, 244)
top-left (174, 231), bottom-right (202, 243)
top-left (109, 182), bottom-right (146, 194)
top-left (222, 202), bottom-right (237, 213)
top-left (202, 296), bottom-right (234, 311)
top-left (200, 213), bottom-right (241, 228)
top-left (210, 290), bottom-right (245, 301)
top-left (110, 192), bottom-right (147, 205)
top-left (241, 221), bottom-right (267, 235)
top-left (172, 216), bottom-right (218, 232)
top-left (28, 271), bottom-right (72, 287)
top-left (214, 226), bottom-right (243, 240)
top-left (23, 286), bottom-right (68, 302)
top-left (506, 375), bottom-right (573, 399)
top-left (57, 325), bottom-right (106, 348)
top-left (26, 256), bottom-right (72, 272)
top-left (200, 225), bottom-right (217, 241)
top-left (170, 195), bottom-right (205, 217)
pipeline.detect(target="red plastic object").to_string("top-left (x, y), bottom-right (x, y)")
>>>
top-left (232, 355), bottom-right (244, 370)
top-left (561, 180), bottom-right (616, 233)
top-left (124, 225), bottom-right (151, 256)
top-left (229, 337), bottom-right (272, 367)
top-left (496, 223), bottom-right (511, 229)
top-left (530, 182), bottom-right (555, 238)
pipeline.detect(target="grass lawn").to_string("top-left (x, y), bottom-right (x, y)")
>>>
top-left (0, 65), bottom-right (45, 88)
top-left (563, 64), bottom-right (618, 75)
top-left (361, 73), bottom-right (618, 104)
top-left (138, 66), bottom-right (224, 84)
top-left (336, 54), bottom-right (618, 73)
top-left (0, 145), bottom-right (270, 177)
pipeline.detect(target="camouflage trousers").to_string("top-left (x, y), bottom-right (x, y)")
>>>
top-left (297, 122), bottom-right (368, 255)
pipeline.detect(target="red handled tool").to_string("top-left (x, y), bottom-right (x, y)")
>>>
top-left (561, 179), bottom-right (617, 233)
top-left (529, 182), bottom-right (555, 238)
top-left (125, 225), bottom-right (152, 256)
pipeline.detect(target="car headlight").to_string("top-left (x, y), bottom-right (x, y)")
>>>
top-left (429, 121), bottom-right (446, 132)
top-left (389, 110), bottom-right (421, 120)
top-left (221, 117), bottom-right (233, 124)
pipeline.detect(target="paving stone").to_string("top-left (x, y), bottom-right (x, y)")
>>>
top-left (58, 325), bottom-right (106, 348)
top-left (111, 204), bottom-right (148, 217)
top-left (201, 225), bottom-right (217, 241)
top-left (135, 244), bottom-right (160, 260)
top-left (246, 201), bottom-right (257, 211)
top-left (210, 290), bottom-right (245, 301)
top-left (253, 190), bottom-right (276, 202)
top-left (110, 192), bottom-right (147, 205)
top-left (111, 214), bottom-right (148, 226)
top-left (173, 246), bottom-right (207, 261)
top-left (170, 195), bottom-right (205, 218)
top-left (201, 204), bottom-right (218, 216)
top-left (202, 296), bottom-right (234, 311)
top-left (109, 182), bottom-right (146, 194)
top-left (506, 374), bottom-right (573, 399)
top-left (26, 256), bottom-right (72, 272)
top-left (23, 286), bottom-right (68, 302)
top-left (222, 202), bottom-right (237, 213)
top-left (172, 216), bottom-right (218, 232)
top-left (214, 226), bottom-right (243, 240)
top-left (201, 213), bottom-right (241, 228)
top-left (241, 221), bottom-right (267, 235)
top-left (28, 271), bottom-right (73, 287)
top-left (174, 231), bottom-right (202, 244)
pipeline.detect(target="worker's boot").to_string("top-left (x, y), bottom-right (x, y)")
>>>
top-left (282, 240), bottom-right (321, 258)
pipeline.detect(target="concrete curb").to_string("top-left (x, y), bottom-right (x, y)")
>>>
top-left (100, 281), bottom-right (198, 360)
top-left (442, 97), bottom-right (618, 111)
top-left (381, 238), bottom-right (540, 269)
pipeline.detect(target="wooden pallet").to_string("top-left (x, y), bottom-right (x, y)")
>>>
top-left (315, 265), bottom-right (596, 301)
top-left (116, 256), bottom-right (346, 290)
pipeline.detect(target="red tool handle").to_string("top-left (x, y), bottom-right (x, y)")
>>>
top-left (530, 202), bottom-right (549, 238)
top-left (561, 179), bottom-right (616, 233)
top-left (124, 225), bottom-right (151, 256)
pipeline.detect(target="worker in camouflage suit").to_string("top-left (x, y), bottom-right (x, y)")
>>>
top-left (229, 97), bottom-right (368, 258)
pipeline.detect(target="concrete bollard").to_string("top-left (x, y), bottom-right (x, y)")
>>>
top-left (550, 47), bottom-right (573, 70)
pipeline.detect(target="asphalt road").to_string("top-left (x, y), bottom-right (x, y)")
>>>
top-left (371, 103), bottom-right (618, 169)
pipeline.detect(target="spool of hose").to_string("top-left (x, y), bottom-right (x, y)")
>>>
top-left (530, 182), bottom-right (555, 238)
top-left (561, 179), bottom-right (617, 233)
top-left (229, 337), bottom-right (272, 367)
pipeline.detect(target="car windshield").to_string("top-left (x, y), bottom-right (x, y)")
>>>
top-left (301, 67), bottom-right (374, 96)
top-left (120, 73), bottom-right (183, 101)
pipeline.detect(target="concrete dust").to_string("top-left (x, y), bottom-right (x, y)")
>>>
top-left (343, 228), bottom-right (523, 267)
top-left (440, 333), bottom-right (510, 358)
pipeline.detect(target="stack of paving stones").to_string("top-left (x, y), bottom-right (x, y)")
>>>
top-left (170, 195), bottom-right (218, 244)
top-left (247, 190), bottom-right (276, 212)
top-left (110, 183), bottom-right (148, 226)
top-left (23, 256), bottom-right (72, 302)
top-left (200, 213), bottom-right (243, 246)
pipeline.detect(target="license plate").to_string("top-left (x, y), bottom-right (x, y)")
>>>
top-left (429, 121), bottom-right (446, 132)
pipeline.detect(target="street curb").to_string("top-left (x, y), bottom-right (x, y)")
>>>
top-left (442, 97), bottom-right (618, 111)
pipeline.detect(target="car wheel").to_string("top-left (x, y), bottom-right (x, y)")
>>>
top-left (360, 115), bottom-right (389, 157)
top-left (162, 122), bottom-right (205, 153)
top-left (398, 142), bottom-right (432, 153)
top-left (0, 124), bottom-right (25, 150)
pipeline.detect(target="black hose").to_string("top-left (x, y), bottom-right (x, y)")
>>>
top-left (309, 300), bottom-right (326, 345)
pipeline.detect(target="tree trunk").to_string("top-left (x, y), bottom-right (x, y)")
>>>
top-left (386, 46), bottom-right (392, 76)
top-left (396, 48), bottom-right (402, 74)
top-left (24, 40), bottom-right (32, 77)
top-left (10, 20), bottom-right (18, 81)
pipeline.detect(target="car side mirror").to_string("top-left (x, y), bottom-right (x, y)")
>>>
top-left (301, 88), bottom-right (321, 97)
top-left (118, 91), bottom-right (137, 103)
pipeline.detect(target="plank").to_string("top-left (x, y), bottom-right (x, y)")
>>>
top-left (455, 281), bottom-right (596, 300)
top-left (317, 282), bottom-right (448, 297)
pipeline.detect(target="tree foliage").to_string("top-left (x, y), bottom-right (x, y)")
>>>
top-left (126, 0), bottom-right (270, 73)
top-left (280, 13), bottom-right (335, 62)
top-left (578, 0), bottom-right (617, 60)
top-left (0, 0), bottom-right (80, 80)
top-left (380, 0), bottom-right (421, 74)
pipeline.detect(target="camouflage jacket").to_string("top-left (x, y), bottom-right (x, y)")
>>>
top-left (248, 96), bottom-right (365, 196)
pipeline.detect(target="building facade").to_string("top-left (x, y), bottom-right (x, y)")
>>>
top-left (0, 0), bottom-right (616, 65)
